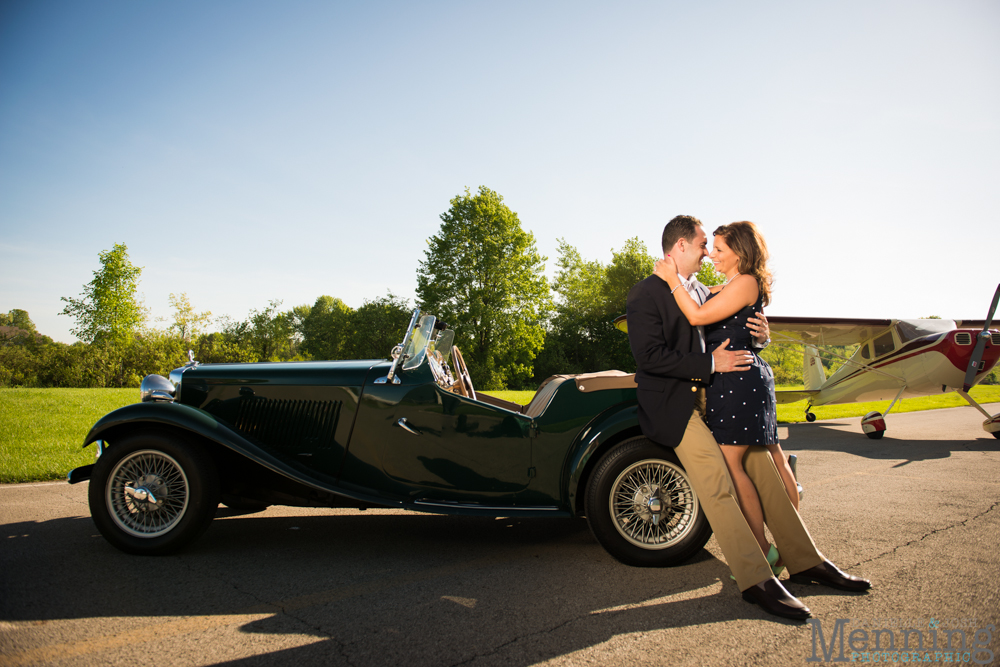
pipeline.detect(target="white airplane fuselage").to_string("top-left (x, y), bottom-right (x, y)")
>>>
top-left (810, 328), bottom-right (1000, 406)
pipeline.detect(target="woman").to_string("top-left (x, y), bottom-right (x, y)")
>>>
top-left (655, 221), bottom-right (797, 575)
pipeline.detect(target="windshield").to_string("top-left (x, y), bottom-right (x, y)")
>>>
top-left (402, 315), bottom-right (436, 370)
top-left (428, 329), bottom-right (455, 367)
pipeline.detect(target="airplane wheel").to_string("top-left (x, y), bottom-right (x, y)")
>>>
top-left (866, 430), bottom-right (885, 440)
top-left (805, 412), bottom-right (816, 423)
top-left (992, 432), bottom-right (1000, 440)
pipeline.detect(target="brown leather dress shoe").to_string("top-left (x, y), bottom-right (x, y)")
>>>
top-left (789, 560), bottom-right (872, 592)
top-left (741, 577), bottom-right (811, 620)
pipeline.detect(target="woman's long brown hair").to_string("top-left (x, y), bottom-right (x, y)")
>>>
top-left (712, 221), bottom-right (773, 306)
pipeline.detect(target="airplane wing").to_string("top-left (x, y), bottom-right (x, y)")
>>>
top-left (615, 313), bottom-right (969, 348)
top-left (767, 317), bottom-right (894, 346)
top-left (614, 314), bottom-right (897, 343)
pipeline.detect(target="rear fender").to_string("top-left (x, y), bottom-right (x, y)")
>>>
top-left (564, 404), bottom-right (642, 513)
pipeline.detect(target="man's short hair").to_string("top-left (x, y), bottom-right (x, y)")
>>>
top-left (662, 215), bottom-right (703, 253)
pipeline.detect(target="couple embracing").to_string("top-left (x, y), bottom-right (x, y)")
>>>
top-left (626, 215), bottom-right (871, 620)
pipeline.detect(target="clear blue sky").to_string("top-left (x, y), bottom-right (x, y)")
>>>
top-left (2, 1), bottom-right (998, 343)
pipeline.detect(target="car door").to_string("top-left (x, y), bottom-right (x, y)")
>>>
top-left (375, 382), bottom-right (533, 504)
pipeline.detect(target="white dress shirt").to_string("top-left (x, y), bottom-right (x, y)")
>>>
top-left (680, 273), bottom-right (714, 372)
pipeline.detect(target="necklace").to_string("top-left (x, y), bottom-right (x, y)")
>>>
top-left (723, 272), bottom-right (740, 286)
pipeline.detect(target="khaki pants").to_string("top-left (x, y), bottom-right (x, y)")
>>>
top-left (672, 390), bottom-right (824, 591)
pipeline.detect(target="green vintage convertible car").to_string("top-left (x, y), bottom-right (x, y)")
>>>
top-left (69, 310), bottom-right (712, 566)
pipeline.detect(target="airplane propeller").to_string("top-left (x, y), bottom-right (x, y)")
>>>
top-left (963, 283), bottom-right (1000, 392)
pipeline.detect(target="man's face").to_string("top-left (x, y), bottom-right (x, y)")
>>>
top-left (670, 226), bottom-right (708, 278)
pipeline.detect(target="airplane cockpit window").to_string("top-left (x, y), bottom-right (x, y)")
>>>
top-left (896, 319), bottom-right (957, 344)
top-left (860, 343), bottom-right (871, 360)
top-left (873, 331), bottom-right (895, 357)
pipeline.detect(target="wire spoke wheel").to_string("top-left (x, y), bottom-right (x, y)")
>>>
top-left (586, 436), bottom-right (711, 567)
top-left (107, 450), bottom-right (190, 538)
top-left (89, 431), bottom-right (219, 555)
top-left (609, 458), bottom-right (698, 549)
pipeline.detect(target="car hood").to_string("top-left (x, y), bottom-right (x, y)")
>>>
top-left (180, 359), bottom-right (389, 389)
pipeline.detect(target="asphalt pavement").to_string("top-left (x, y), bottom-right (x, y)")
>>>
top-left (1, 403), bottom-right (998, 667)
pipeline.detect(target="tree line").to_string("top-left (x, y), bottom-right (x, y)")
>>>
top-left (5, 186), bottom-right (966, 390)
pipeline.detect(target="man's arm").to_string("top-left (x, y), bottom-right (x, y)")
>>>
top-left (626, 281), bottom-right (713, 381)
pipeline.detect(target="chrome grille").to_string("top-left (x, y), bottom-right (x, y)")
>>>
top-left (955, 332), bottom-right (972, 345)
top-left (234, 398), bottom-right (343, 451)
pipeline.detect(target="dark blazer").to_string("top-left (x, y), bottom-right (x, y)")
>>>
top-left (626, 274), bottom-right (713, 448)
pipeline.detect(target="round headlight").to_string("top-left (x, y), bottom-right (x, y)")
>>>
top-left (140, 374), bottom-right (176, 402)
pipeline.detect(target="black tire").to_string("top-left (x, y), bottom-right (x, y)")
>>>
top-left (865, 430), bottom-right (885, 440)
top-left (88, 430), bottom-right (219, 555)
top-left (585, 436), bottom-right (712, 567)
top-left (805, 412), bottom-right (817, 423)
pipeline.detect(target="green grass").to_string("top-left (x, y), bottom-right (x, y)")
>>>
top-left (0, 388), bottom-right (136, 483)
top-left (3, 385), bottom-right (998, 484)
top-left (479, 390), bottom-right (536, 405)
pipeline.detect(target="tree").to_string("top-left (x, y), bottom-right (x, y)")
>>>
top-left (300, 295), bottom-right (353, 360)
top-left (342, 292), bottom-right (411, 359)
top-left (416, 186), bottom-right (550, 389)
top-left (536, 238), bottom-right (653, 381)
top-left (0, 309), bottom-right (36, 333)
top-left (168, 293), bottom-right (212, 341)
top-left (60, 243), bottom-right (146, 344)
top-left (603, 237), bottom-right (656, 315)
top-left (218, 299), bottom-right (299, 362)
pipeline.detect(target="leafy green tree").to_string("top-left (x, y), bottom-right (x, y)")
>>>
top-left (416, 187), bottom-right (550, 389)
top-left (536, 238), bottom-right (653, 381)
top-left (342, 292), bottom-right (411, 359)
top-left (0, 309), bottom-right (36, 333)
top-left (168, 293), bottom-right (212, 341)
top-left (301, 295), bottom-right (353, 360)
top-left (604, 238), bottom-right (656, 314)
top-left (218, 299), bottom-right (300, 362)
top-left (192, 332), bottom-right (257, 364)
top-left (60, 243), bottom-right (146, 344)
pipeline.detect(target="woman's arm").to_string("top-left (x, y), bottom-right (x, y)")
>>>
top-left (653, 258), bottom-right (758, 326)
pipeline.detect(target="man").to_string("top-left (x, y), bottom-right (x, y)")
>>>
top-left (626, 215), bottom-right (871, 620)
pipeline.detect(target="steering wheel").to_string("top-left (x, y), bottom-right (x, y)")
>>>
top-left (450, 345), bottom-right (476, 401)
top-left (428, 350), bottom-right (454, 389)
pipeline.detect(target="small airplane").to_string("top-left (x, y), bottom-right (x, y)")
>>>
top-left (613, 284), bottom-right (1000, 440)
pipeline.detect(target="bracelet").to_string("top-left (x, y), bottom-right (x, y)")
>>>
top-left (670, 284), bottom-right (683, 294)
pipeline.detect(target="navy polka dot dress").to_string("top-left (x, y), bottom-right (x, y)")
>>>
top-left (704, 292), bottom-right (779, 446)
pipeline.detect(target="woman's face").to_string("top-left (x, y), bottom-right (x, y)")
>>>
top-left (710, 235), bottom-right (741, 276)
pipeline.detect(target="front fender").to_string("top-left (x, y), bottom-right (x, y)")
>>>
top-left (564, 404), bottom-right (642, 511)
top-left (83, 401), bottom-right (224, 447)
top-left (73, 402), bottom-right (401, 508)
